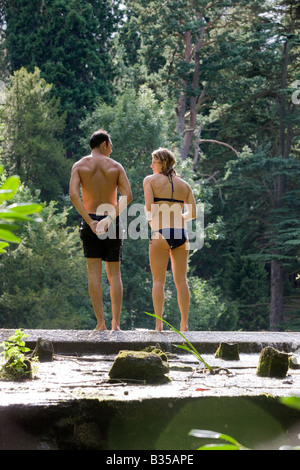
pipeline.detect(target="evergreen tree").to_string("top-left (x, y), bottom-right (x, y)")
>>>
top-left (1, 0), bottom-right (122, 158)
top-left (190, 0), bottom-right (300, 330)
top-left (1, 67), bottom-right (69, 202)
top-left (222, 147), bottom-right (300, 330)
top-left (0, 201), bottom-right (95, 329)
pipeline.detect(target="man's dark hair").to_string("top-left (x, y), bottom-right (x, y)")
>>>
top-left (89, 129), bottom-right (110, 149)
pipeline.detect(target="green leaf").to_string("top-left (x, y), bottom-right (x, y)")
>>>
top-left (189, 429), bottom-right (248, 450)
top-left (7, 203), bottom-right (43, 215)
top-left (197, 444), bottom-right (240, 450)
top-left (0, 241), bottom-right (9, 253)
top-left (175, 344), bottom-right (194, 353)
top-left (189, 429), bottom-right (239, 445)
top-left (0, 176), bottom-right (20, 202)
top-left (0, 209), bottom-right (38, 222)
top-left (280, 397), bottom-right (300, 411)
top-left (0, 223), bottom-right (20, 231)
top-left (0, 228), bottom-right (21, 243)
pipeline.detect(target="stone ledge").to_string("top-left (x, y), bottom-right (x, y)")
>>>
top-left (1, 328), bottom-right (300, 355)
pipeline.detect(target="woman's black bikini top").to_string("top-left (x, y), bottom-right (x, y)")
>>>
top-left (153, 173), bottom-right (184, 204)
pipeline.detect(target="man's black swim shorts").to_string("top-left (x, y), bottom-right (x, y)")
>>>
top-left (79, 214), bottom-right (123, 261)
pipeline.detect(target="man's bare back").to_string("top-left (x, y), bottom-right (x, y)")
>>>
top-left (73, 154), bottom-right (123, 212)
top-left (70, 140), bottom-right (132, 234)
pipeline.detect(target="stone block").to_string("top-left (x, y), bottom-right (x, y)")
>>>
top-left (256, 346), bottom-right (289, 378)
top-left (215, 342), bottom-right (240, 361)
top-left (109, 350), bottom-right (170, 384)
top-left (31, 337), bottom-right (54, 362)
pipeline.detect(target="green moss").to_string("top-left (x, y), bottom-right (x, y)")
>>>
top-left (256, 347), bottom-right (289, 378)
top-left (109, 350), bottom-right (170, 384)
top-left (215, 343), bottom-right (240, 361)
top-left (143, 345), bottom-right (168, 362)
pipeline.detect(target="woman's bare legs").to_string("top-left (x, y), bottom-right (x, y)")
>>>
top-left (149, 237), bottom-right (170, 331)
top-left (150, 235), bottom-right (190, 331)
top-left (170, 242), bottom-right (190, 331)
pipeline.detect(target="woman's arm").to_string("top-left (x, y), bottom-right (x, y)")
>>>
top-left (182, 184), bottom-right (197, 222)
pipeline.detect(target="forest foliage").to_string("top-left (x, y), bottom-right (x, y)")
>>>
top-left (0, 0), bottom-right (299, 331)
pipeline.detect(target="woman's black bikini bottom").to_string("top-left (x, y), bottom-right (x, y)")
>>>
top-left (150, 228), bottom-right (187, 249)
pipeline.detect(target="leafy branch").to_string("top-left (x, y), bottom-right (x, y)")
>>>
top-left (0, 165), bottom-right (42, 253)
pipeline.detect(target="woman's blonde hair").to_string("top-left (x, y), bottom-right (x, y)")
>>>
top-left (152, 148), bottom-right (176, 176)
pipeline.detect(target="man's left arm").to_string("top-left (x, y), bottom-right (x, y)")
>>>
top-left (69, 164), bottom-right (98, 233)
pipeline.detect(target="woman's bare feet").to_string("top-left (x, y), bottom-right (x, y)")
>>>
top-left (94, 322), bottom-right (107, 331)
top-left (180, 321), bottom-right (189, 332)
top-left (111, 321), bottom-right (121, 331)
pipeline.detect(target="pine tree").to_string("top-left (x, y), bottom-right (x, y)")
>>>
top-left (192, 0), bottom-right (300, 330)
top-left (0, 202), bottom-right (94, 329)
top-left (1, 0), bottom-right (122, 158)
top-left (1, 67), bottom-right (69, 202)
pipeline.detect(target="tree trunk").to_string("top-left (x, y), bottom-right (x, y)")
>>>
top-left (176, 91), bottom-right (187, 136)
top-left (269, 38), bottom-right (291, 330)
top-left (179, 26), bottom-right (205, 160)
top-left (270, 259), bottom-right (284, 331)
top-left (176, 31), bottom-right (191, 141)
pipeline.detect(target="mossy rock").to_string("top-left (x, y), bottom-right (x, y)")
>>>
top-left (257, 346), bottom-right (290, 378)
top-left (109, 350), bottom-right (170, 384)
top-left (143, 345), bottom-right (168, 362)
top-left (31, 337), bottom-right (54, 362)
top-left (215, 343), bottom-right (240, 361)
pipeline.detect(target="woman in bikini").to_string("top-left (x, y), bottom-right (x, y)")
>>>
top-left (143, 148), bottom-right (197, 331)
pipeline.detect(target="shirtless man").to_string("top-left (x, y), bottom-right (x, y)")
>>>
top-left (69, 129), bottom-right (132, 331)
